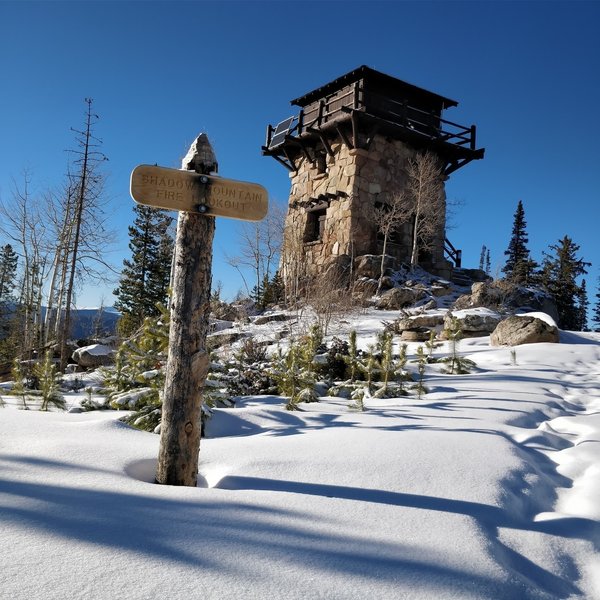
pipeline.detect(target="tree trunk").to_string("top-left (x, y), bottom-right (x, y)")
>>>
top-left (155, 134), bottom-right (216, 487)
top-left (376, 232), bottom-right (388, 297)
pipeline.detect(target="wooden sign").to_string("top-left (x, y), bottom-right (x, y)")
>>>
top-left (130, 164), bottom-right (268, 221)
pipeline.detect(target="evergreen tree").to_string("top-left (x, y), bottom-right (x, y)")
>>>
top-left (479, 245), bottom-right (487, 271)
top-left (34, 351), bottom-right (65, 411)
top-left (502, 201), bottom-right (537, 284)
top-left (258, 270), bottom-right (285, 308)
top-left (592, 277), bottom-right (600, 332)
top-left (0, 243), bottom-right (18, 339)
top-left (541, 236), bottom-right (590, 330)
top-left (576, 279), bottom-right (589, 332)
top-left (113, 205), bottom-right (174, 335)
top-left (0, 244), bottom-right (18, 305)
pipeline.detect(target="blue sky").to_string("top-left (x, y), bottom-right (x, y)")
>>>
top-left (1, 0), bottom-right (599, 311)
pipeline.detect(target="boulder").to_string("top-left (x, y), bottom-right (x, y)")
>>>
top-left (323, 254), bottom-right (352, 286)
top-left (490, 315), bottom-right (559, 346)
top-left (378, 276), bottom-right (395, 291)
top-left (430, 282), bottom-right (453, 297)
top-left (354, 254), bottom-right (396, 280)
top-left (210, 319), bottom-right (234, 333)
top-left (452, 281), bottom-right (559, 323)
top-left (400, 327), bottom-right (431, 342)
top-left (444, 309), bottom-right (503, 338)
top-left (211, 301), bottom-right (240, 322)
top-left (352, 277), bottom-right (378, 297)
top-left (72, 344), bottom-right (115, 368)
top-left (504, 287), bottom-right (559, 323)
top-left (396, 314), bottom-right (445, 331)
top-left (207, 331), bottom-right (244, 349)
top-left (471, 282), bottom-right (504, 306)
top-left (376, 287), bottom-right (426, 310)
top-left (253, 313), bottom-right (291, 325)
top-left (452, 281), bottom-right (503, 310)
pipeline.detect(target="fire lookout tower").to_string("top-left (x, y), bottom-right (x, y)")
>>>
top-left (262, 66), bottom-right (484, 286)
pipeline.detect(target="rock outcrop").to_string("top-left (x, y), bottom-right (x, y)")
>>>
top-left (453, 281), bottom-right (559, 322)
top-left (376, 287), bottom-right (426, 310)
top-left (444, 309), bottom-right (503, 338)
top-left (72, 344), bottom-right (115, 368)
top-left (490, 315), bottom-right (559, 346)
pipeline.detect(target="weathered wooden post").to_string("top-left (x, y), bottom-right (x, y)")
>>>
top-left (130, 133), bottom-right (268, 486)
top-left (155, 134), bottom-right (216, 486)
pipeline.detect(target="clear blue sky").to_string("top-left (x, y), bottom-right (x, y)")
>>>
top-left (1, 0), bottom-right (599, 310)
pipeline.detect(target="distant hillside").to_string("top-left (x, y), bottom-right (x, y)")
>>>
top-left (69, 307), bottom-right (120, 339)
top-left (1, 305), bottom-right (120, 340)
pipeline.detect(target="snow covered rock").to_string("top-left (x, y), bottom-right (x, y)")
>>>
top-left (397, 314), bottom-right (445, 330)
top-left (253, 313), bottom-right (291, 325)
top-left (72, 344), bottom-right (115, 368)
top-left (444, 308), bottom-right (503, 338)
top-left (453, 281), bottom-right (559, 322)
top-left (208, 331), bottom-right (244, 349)
top-left (376, 287), bottom-right (426, 309)
top-left (490, 315), bottom-right (559, 346)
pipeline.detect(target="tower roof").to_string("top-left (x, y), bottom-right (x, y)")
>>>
top-left (290, 65), bottom-right (458, 110)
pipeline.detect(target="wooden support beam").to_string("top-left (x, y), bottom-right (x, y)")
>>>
top-left (319, 132), bottom-right (334, 157)
top-left (364, 123), bottom-right (381, 151)
top-left (445, 157), bottom-right (473, 176)
top-left (306, 126), bottom-right (334, 157)
top-left (282, 146), bottom-right (298, 171)
top-left (267, 151), bottom-right (295, 172)
top-left (265, 124), bottom-right (273, 149)
top-left (336, 124), bottom-right (354, 150)
top-left (350, 110), bottom-right (359, 149)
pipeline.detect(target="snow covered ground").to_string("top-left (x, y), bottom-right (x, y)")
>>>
top-left (0, 320), bottom-right (599, 599)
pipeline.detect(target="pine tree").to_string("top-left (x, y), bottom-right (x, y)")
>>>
top-left (541, 236), bottom-right (590, 330)
top-left (592, 277), bottom-right (600, 332)
top-left (0, 244), bottom-right (18, 338)
top-left (413, 345), bottom-right (428, 399)
top-left (34, 351), bottom-right (65, 411)
top-left (479, 245), bottom-right (487, 271)
top-left (576, 279), bottom-right (589, 332)
top-left (114, 205), bottom-right (174, 336)
top-left (0, 244), bottom-right (18, 305)
top-left (502, 201), bottom-right (537, 284)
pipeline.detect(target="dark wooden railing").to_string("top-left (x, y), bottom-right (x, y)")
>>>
top-left (266, 81), bottom-right (477, 152)
top-left (444, 237), bottom-right (462, 268)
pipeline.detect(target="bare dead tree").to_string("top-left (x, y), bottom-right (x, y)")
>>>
top-left (305, 268), bottom-right (358, 336)
top-left (59, 98), bottom-right (110, 368)
top-left (225, 201), bottom-right (285, 300)
top-left (0, 172), bottom-right (50, 358)
top-left (42, 176), bottom-right (77, 343)
top-left (372, 190), bottom-right (412, 295)
top-left (405, 152), bottom-right (445, 269)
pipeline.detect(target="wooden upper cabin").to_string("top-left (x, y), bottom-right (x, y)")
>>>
top-left (263, 65), bottom-right (484, 176)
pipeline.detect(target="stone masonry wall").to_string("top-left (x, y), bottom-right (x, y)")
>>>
top-left (282, 134), bottom-right (450, 284)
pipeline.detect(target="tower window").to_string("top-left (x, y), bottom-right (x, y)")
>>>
top-left (315, 152), bottom-right (327, 175)
top-left (304, 208), bottom-right (327, 243)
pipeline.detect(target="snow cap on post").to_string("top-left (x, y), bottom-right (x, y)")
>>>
top-left (182, 133), bottom-right (218, 174)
